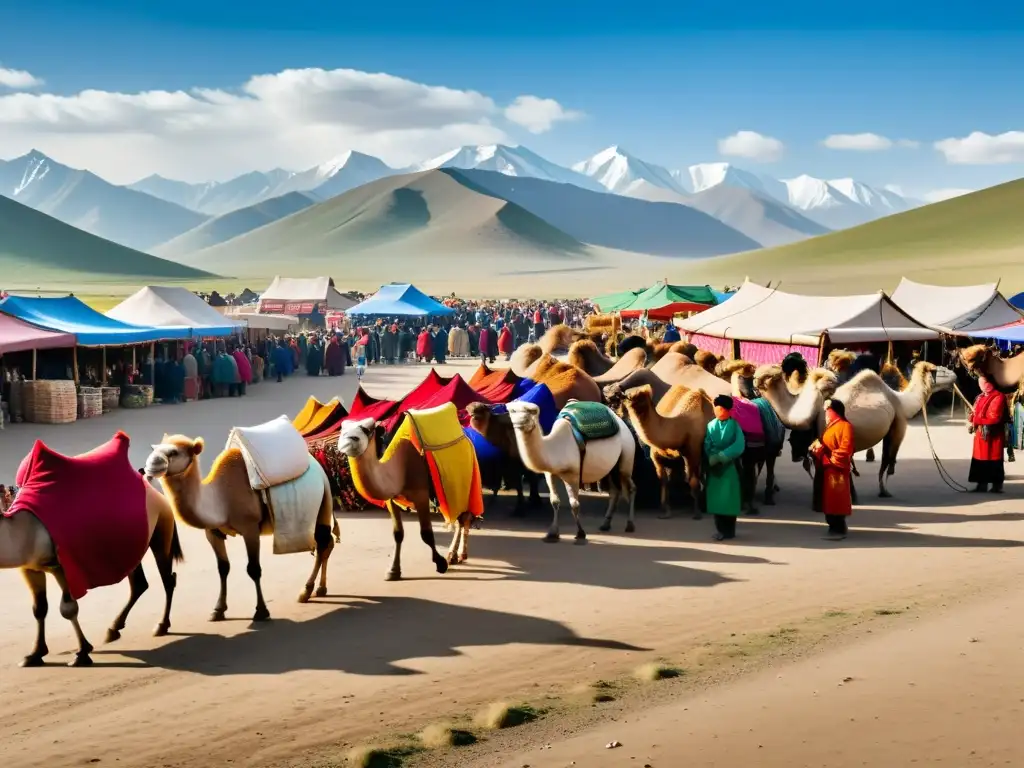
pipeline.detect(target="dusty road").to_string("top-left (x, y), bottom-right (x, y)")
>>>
top-left (0, 359), bottom-right (1021, 768)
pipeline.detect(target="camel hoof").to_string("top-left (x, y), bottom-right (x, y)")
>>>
top-left (210, 610), bottom-right (226, 622)
top-left (625, 521), bottom-right (636, 533)
top-left (878, 490), bottom-right (892, 499)
top-left (446, 551), bottom-right (458, 566)
top-left (297, 589), bottom-right (312, 604)
top-left (69, 653), bottom-right (94, 668)
top-left (574, 535), bottom-right (588, 545)
top-left (436, 558), bottom-right (449, 575)
top-left (153, 623), bottom-right (169, 637)
top-left (543, 532), bottom-right (560, 543)
top-left (105, 628), bottom-right (121, 644)
top-left (598, 520), bottom-right (612, 532)
top-left (315, 585), bottom-right (328, 598)
top-left (20, 654), bottom-right (46, 668)
top-left (252, 607), bottom-right (271, 622)
top-left (385, 570), bottom-right (402, 582)
top-left (457, 554), bottom-right (468, 564)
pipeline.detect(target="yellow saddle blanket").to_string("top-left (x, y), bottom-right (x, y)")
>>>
top-left (350, 402), bottom-right (483, 522)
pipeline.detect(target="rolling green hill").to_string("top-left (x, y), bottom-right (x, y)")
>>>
top-left (682, 178), bottom-right (1024, 293)
top-left (0, 194), bottom-right (215, 287)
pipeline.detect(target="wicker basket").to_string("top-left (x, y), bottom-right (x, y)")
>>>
top-left (120, 384), bottom-right (149, 409)
top-left (142, 384), bottom-right (155, 405)
top-left (77, 387), bottom-right (103, 419)
top-left (22, 380), bottom-right (78, 424)
top-left (101, 386), bottom-right (120, 413)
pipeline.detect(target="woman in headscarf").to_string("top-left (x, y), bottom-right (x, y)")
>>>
top-left (810, 398), bottom-right (855, 539)
top-left (704, 394), bottom-right (746, 540)
top-left (324, 334), bottom-right (345, 376)
top-left (306, 336), bottom-right (324, 377)
top-left (969, 375), bottom-right (1008, 493)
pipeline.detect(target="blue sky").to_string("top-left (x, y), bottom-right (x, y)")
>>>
top-left (2, 1), bottom-right (1023, 198)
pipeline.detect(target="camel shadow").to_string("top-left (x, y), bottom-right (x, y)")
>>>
top-left (460, 529), bottom-right (767, 591)
top-left (97, 596), bottom-right (646, 676)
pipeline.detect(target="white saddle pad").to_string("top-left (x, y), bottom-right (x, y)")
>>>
top-left (225, 415), bottom-right (309, 490)
top-left (265, 454), bottom-right (330, 555)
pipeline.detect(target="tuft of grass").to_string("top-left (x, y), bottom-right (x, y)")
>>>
top-left (873, 608), bottom-right (904, 616)
top-left (346, 745), bottom-right (421, 768)
top-left (570, 680), bottom-right (618, 704)
top-left (634, 662), bottom-right (683, 682)
top-left (419, 723), bottom-right (477, 749)
top-left (823, 610), bottom-right (849, 618)
top-left (474, 702), bottom-right (539, 730)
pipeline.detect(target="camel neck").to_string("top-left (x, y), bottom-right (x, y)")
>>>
top-left (353, 446), bottom-right (404, 501)
top-left (161, 461), bottom-right (231, 530)
top-left (513, 422), bottom-right (552, 475)
top-left (627, 402), bottom-right (687, 451)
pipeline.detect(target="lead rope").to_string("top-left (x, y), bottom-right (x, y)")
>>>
top-left (921, 402), bottom-right (971, 493)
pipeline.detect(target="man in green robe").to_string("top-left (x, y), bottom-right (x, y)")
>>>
top-left (704, 394), bottom-right (746, 540)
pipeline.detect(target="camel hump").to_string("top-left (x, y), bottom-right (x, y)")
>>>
top-left (559, 401), bottom-right (620, 442)
top-left (225, 416), bottom-right (309, 490)
top-left (717, 359), bottom-right (755, 378)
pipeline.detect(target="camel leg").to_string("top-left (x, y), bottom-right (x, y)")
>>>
top-left (878, 421), bottom-right (906, 498)
top-left (149, 518), bottom-right (180, 637)
top-left (686, 447), bottom-right (703, 520)
top-left (653, 453), bottom-right (672, 520)
top-left (332, 517), bottom-right (341, 544)
top-left (242, 530), bottom-right (270, 622)
top-left (301, 522), bottom-right (335, 602)
top-left (384, 501), bottom-right (405, 581)
top-left (565, 481), bottom-right (587, 544)
top-left (623, 472), bottom-right (637, 533)
top-left (764, 450), bottom-right (777, 506)
top-left (20, 569), bottom-right (48, 667)
top-left (446, 515), bottom-right (462, 565)
top-left (105, 564), bottom-right (148, 643)
top-left (599, 479), bottom-right (620, 532)
top-left (543, 472), bottom-right (561, 542)
top-left (414, 501), bottom-right (450, 575)
top-left (458, 513), bottom-right (471, 563)
top-left (206, 529), bottom-right (230, 621)
top-left (51, 567), bottom-right (93, 667)
top-left (527, 471), bottom-right (543, 509)
top-left (511, 466), bottom-right (526, 516)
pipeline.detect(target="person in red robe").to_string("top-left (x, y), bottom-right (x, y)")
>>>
top-left (969, 375), bottom-right (1007, 493)
top-left (810, 398), bottom-right (854, 540)
top-left (416, 328), bottom-right (432, 363)
top-left (497, 325), bottom-right (513, 360)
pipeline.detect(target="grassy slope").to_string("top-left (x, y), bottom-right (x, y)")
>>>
top-left (680, 178), bottom-right (1024, 293)
top-left (0, 194), bottom-right (215, 288)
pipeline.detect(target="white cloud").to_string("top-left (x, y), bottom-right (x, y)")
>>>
top-left (0, 66), bottom-right (42, 89)
top-left (822, 133), bottom-right (920, 151)
top-left (0, 67), bottom-right (579, 182)
top-left (934, 131), bottom-right (1024, 164)
top-left (717, 130), bottom-right (783, 163)
top-left (923, 187), bottom-right (974, 203)
top-left (896, 139), bottom-right (920, 148)
top-left (504, 95), bottom-right (583, 134)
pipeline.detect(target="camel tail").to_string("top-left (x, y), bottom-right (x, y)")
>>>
top-left (169, 523), bottom-right (185, 564)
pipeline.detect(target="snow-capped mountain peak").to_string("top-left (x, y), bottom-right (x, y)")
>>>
top-left (686, 163), bottom-right (787, 202)
top-left (573, 146), bottom-right (684, 194)
top-left (782, 175), bottom-right (851, 210)
top-left (418, 144), bottom-right (607, 192)
top-left (827, 177), bottom-right (909, 213)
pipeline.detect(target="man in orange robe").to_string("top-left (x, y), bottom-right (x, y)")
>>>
top-left (810, 398), bottom-right (854, 540)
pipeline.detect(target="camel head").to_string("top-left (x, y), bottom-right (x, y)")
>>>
top-left (826, 349), bottom-right (856, 374)
top-left (465, 402), bottom-right (493, 435)
top-left (146, 435), bottom-right (204, 479)
top-left (602, 382), bottom-right (626, 413)
top-left (506, 401), bottom-right (541, 434)
top-left (622, 385), bottom-right (655, 419)
top-left (960, 344), bottom-right (992, 375)
top-left (338, 418), bottom-right (376, 458)
top-left (808, 368), bottom-right (839, 398)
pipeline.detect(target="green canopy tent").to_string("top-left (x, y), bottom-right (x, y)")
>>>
top-left (592, 288), bottom-right (646, 312)
top-left (619, 282), bottom-right (718, 320)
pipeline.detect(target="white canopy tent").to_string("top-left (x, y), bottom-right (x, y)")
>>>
top-left (107, 286), bottom-right (243, 336)
top-left (890, 278), bottom-right (1023, 336)
top-left (675, 280), bottom-right (938, 365)
top-left (258, 276), bottom-right (357, 314)
top-left (218, 306), bottom-right (298, 332)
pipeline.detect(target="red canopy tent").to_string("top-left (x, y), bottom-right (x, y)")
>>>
top-left (383, 371), bottom-right (493, 433)
top-left (0, 313), bottom-right (75, 355)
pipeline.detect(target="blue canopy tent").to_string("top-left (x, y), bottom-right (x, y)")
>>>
top-left (711, 290), bottom-right (734, 305)
top-left (346, 283), bottom-right (455, 317)
top-left (0, 295), bottom-right (191, 346)
top-left (1009, 292), bottom-right (1024, 310)
top-left (976, 321), bottom-right (1024, 348)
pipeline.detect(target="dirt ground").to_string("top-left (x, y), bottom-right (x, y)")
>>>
top-left (0, 358), bottom-right (1021, 768)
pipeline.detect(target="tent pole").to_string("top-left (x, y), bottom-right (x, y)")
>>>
top-left (816, 334), bottom-right (826, 368)
top-left (102, 348), bottom-right (107, 386)
top-left (886, 340), bottom-right (894, 365)
top-left (72, 346), bottom-right (79, 385)
top-left (151, 342), bottom-right (156, 385)
top-left (32, 349), bottom-right (37, 380)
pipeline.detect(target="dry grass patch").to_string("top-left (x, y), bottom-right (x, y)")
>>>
top-left (634, 662), bottom-right (683, 682)
top-left (570, 680), bottom-right (618, 704)
top-left (474, 702), bottom-right (539, 730)
top-left (346, 745), bottom-right (421, 768)
top-left (419, 723), bottom-right (477, 749)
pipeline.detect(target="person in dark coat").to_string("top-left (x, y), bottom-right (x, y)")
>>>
top-left (306, 338), bottom-right (324, 376)
top-left (432, 325), bottom-right (448, 364)
top-left (272, 340), bottom-right (293, 382)
top-left (325, 335), bottom-right (345, 376)
top-left (381, 325), bottom-right (399, 364)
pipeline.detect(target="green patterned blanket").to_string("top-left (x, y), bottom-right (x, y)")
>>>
top-left (558, 401), bottom-right (619, 442)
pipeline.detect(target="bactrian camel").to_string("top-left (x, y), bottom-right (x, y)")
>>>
top-left (568, 339), bottom-right (617, 376)
top-left (145, 436), bottom-right (337, 621)
top-left (465, 402), bottom-right (543, 514)
top-left (506, 401), bottom-right (637, 541)
top-left (621, 384), bottom-right (713, 520)
top-left (604, 352), bottom-right (731, 406)
top-left (337, 418), bottom-right (472, 579)
top-left (962, 345), bottom-right (1024, 393)
top-left (2, 480), bottom-right (183, 667)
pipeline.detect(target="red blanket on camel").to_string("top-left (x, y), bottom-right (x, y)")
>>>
top-left (5, 432), bottom-right (150, 599)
